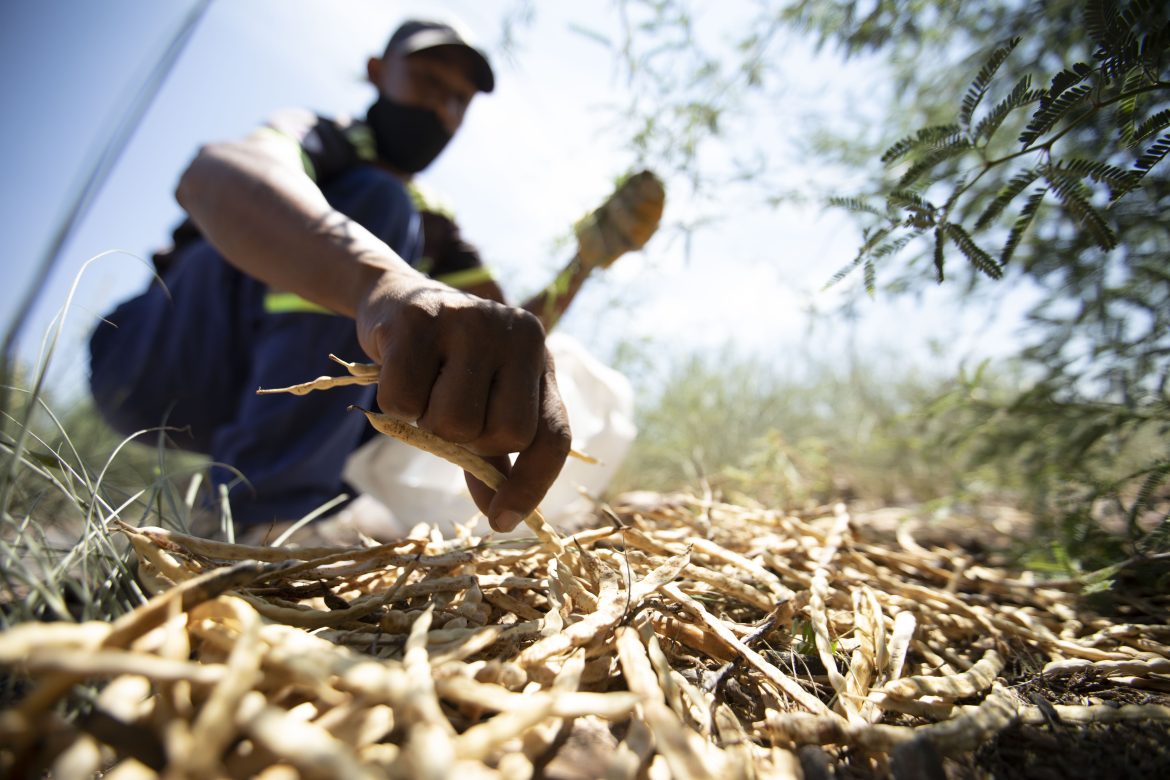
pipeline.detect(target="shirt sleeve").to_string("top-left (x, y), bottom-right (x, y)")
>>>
top-left (418, 210), bottom-right (496, 289)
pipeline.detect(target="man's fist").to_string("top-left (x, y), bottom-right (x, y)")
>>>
top-left (355, 270), bottom-right (571, 531)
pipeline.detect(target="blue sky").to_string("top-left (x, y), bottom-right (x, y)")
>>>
top-left (1, 1), bottom-right (1037, 401)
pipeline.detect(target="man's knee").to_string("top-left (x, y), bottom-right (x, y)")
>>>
top-left (86, 244), bottom-right (251, 450)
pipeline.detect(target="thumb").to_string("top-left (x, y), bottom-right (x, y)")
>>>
top-left (464, 455), bottom-right (511, 519)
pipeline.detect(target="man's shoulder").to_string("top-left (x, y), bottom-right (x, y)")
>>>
top-left (407, 181), bottom-right (456, 219)
top-left (263, 109), bottom-right (378, 181)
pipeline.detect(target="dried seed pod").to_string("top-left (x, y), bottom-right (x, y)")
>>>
top-left (882, 649), bottom-right (1004, 700)
top-left (353, 407), bottom-right (564, 552)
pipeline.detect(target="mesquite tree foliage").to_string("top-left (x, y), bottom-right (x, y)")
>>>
top-left (813, 0), bottom-right (1170, 564)
top-left (595, 0), bottom-right (1169, 564)
top-left (828, 2), bottom-right (1168, 286)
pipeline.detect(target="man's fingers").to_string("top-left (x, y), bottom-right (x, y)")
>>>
top-left (477, 359), bottom-right (541, 455)
top-left (375, 323), bottom-right (440, 421)
top-left (487, 364), bottom-right (571, 531)
top-left (417, 351), bottom-right (494, 444)
top-left (476, 307), bottom-right (545, 452)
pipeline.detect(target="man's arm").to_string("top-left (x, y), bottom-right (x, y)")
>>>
top-left (520, 254), bottom-right (593, 331)
top-left (175, 134), bottom-right (569, 531)
top-left (177, 134), bottom-right (400, 317)
top-left (525, 171), bottom-right (667, 330)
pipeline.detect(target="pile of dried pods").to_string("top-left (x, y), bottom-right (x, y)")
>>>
top-left (2, 360), bottom-right (1168, 778)
top-left (3, 494), bottom-right (1168, 778)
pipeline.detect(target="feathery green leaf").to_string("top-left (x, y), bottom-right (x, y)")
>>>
top-left (1131, 460), bottom-right (1170, 553)
top-left (827, 196), bottom-right (888, 217)
top-left (896, 139), bottom-right (973, 188)
top-left (1138, 514), bottom-right (1170, 555)
top-left (1085, 0), bottom-right (1140, 78)
top-left (827, 223), bottom-right (898, 288)
top-left (1137, 20), bottom-right (1170, 71)
top-left (1055, 158), bottom-right (1142, 200)
top-left (1043, 167), bottom-right (1119, 250)
top-left (1047, 63), bottom-right (1094, 101)
top-left (1133, 132), bottom-right (1170, 173)
top-left (1120, 0), bottom-right (1162, 65)
top-left (972, 76), bottom-right (1041, 141)
top-left (1118, 0), bottom-right (1157, 33)
top-left (1019, 84), bottom-right (1093, 146)
top-left (858, 225), bottom-right (894, 256)
top-left (886, 190), bottom-right (933, 211)
top-left (881, 124), bottom-right (962, 164)
top-left (871, 233), bottom-right (916, 260)
top-left (975, 167), bottom-right (1041, 229)
top-left (1115, 66), bottom-right (1147, 146)
top-left (1131, 108), bottom-right (1170, 146)
top-left (959, 37), bottom-right (1022, 131)
top-left (1084, 0), bottom-right (1117, 50)
top-left (944, 222), bottom-right (1003, 279)
top-left (933, 227), bottom-right (946, 282)
top-left (827, 256), bottom-right (866, 288)
top-left (1093, 0), bottom-right (1144, 82)
top-left (1001, 187), bottom-right (1047, 264)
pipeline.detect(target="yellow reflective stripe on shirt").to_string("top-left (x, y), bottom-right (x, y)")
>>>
top-left (415, 255), bottom-right (436, 276)
top-left (253, 126), bottom-right (317, 181)
top-left (346, 124), bottom-right (377, 162)
top-left (263, 292), bottom-right (335, 315)
top-left (299, 148), bottom-right (317, 182)
top-left (435, 266), bottom-right (495, 289)
top-left (407, 181), bottom-right (455, 219)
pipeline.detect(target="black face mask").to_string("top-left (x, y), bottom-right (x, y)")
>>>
top-left (366, 95), bottom-right (452, 173)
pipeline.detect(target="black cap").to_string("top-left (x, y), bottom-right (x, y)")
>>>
top-left (385, 19), bottom-right (495, 93)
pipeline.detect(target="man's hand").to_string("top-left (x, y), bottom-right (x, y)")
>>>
top-left (575, 170), bottom-right (666, 272)
top-left (355, 269), bottom-right (571, 531)
top-left (522, 170), bottom-right (667, 331)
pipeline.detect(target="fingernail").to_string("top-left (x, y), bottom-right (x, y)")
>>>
top-left (493, 511), bottom-right (522, 532)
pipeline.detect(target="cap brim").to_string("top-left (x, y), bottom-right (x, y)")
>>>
top-left (398, 30), bottom-right (495, 93)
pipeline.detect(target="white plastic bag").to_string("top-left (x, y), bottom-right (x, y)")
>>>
top-left (342, 333), bottom-right (636, 536)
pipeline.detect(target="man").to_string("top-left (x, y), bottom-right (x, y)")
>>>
top-left (90, 19), bottom-right (589, 537)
